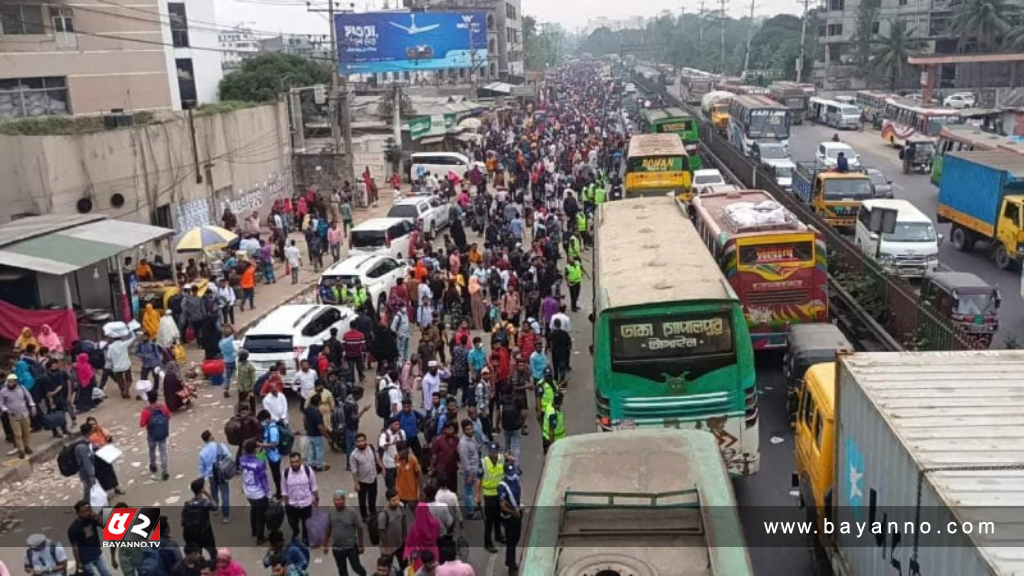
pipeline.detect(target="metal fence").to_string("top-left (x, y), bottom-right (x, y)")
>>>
top-left (633, 75), bottom-right (985, 351)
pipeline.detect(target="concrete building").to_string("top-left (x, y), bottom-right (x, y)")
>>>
top-left (418, 1), bottom-right (523, 81)
top-left (0, 0), bottom-right (222, 119)
top-left (219, 24), bottom-right (262, 71)
top-left (259, 33), bottom-right (332, 62)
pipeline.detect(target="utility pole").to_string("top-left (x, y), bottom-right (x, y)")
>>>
top-left (741, 0), bottom-right (756, 78)
top-left (796, 0), bottom-right (810, 82)
top-left (720, 0), bottom-right (727, 74)
top-left (309, 0), bottom-right (355, 185)
top-left (698, 0), bottom-right (706, 44)
top-left (468, 21), bottom-right (478, 95)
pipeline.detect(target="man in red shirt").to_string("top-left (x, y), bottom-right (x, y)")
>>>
top-left (342, 321), bottom-right (368, 383)
top-left (488, 342), bottom-right (510, 382)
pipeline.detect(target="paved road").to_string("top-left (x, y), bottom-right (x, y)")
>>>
top-left (786, 123), bottom-right (1023, 347)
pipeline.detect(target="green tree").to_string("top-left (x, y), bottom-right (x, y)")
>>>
top-left (218, 53), bottom-right (333, 102)
top-left (952, 0), bottom-right (1019, 52)
top-left (853, 0), bottom-right (881, 68)
top-left (578, 26), bottom-right (623, 56)
top-left (868, 21), bottom-right (923, 89)
top-left (523, 16), bottom-right (562, 70)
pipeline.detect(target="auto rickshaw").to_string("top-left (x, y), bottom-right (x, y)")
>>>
top-left (899, 137), bottom-right (935, 174)
top-left (920, 271), bottom-right (1000, 349)
top-left (137, 278), bottom-right (211, 313)
top-left (783, 323), bottom-right (854, 426)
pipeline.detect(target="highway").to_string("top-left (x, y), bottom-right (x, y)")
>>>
top-left (786, 122), bottom-right (1023, 347)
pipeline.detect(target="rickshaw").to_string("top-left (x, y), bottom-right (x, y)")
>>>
top-left (783, 323), bottom-right (853, 426)
top-left (899, 136), bottom-right (936, 174)
top-left (920, 271), bottom-right (1000, 349)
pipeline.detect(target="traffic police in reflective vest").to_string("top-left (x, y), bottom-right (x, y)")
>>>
top-left (352, 282), bottom-right (369, 311)
top-left (536, 368), bottom-right (558, 421)
top-left (565, 256), bottom-right (584, 312)
top-left (567, 231), bottom-right (582, 259)
top-left (479, 442), bottom-right (506, 551)
top-left (543, 393), bottom-right (566, 455)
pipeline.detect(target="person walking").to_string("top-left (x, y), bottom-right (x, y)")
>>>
top-left (323, 490), bottom-right (367, 576)
top-left (548, 320), bottom-right (572, 384)
top-left (284, 240), bottom-right (302, 284)
top-left (239, 439), bottom-right (271, 544)
top-left (457, 419), bottom-right (481, 520)
top-left (303, 394), bottom-right (330, 472)
top-left (349, 433), bottom-right (382, 520)
top-left (565, 256), bottom-right (584, 313)
top-left (282, 452), bottom-right (319, 545)
top-left (197, 430), bottom-right (232, 523)
top-left (258, 409), bottom-right (284, 499)
top-left (477, 442), bottom-right (506, 554)
top-left (497, 461), bottom-right (523, 576)
top-left (181, 478), bottom-right (218, 559)
top-left (378, 489), bottom-right (408, 570)
top-left (378, 418), bottom-right (406, 493)
top-left (542, 393), bottom-right (566, 455)
top-left (139, 390), bottom-right (170, 481)
top-left (0, 374), bottom-right (36, 458)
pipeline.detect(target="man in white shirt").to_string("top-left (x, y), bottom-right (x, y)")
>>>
top-left (262, 386), bottom-right (289, 425)
top-left (379, 375), bottom-right (402, 419)
top-left (216, 278), bottom-right (237, 325)
top-left (292, 359), bottom-right (317, 399)
top-left (378, 418), bottom-right (406, 492)
top-left (420, 361), bottom-right (450, 408)
top-left (549, 305), bottom-right (572, 333)
top-left (284, 239), bottom-right (302, 284)
top-left (434, 474), bottom-right (462, 530)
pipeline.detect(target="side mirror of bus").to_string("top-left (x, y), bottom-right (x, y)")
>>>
top-left (588, 344), bottom-right (594, 356)
top-left (588, 312), bottom-right (594, 323)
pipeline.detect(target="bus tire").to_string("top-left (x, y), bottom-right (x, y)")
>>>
top-left (951, 226), bottom-right (974, 252)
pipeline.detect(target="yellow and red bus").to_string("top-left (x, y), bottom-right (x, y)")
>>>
top-left (691, 189), bottom-right (828, 350)
top-left (880, 98), bottom-right (961, 147)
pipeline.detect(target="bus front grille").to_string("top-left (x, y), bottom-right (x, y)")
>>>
top-left (746, 288), bottom-right (809, 306)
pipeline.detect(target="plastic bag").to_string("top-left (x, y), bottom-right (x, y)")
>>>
top-left (90, 482), bottom-right (108, 508)
top-left (135, 380), bottom-right (153, 401)
top-left (306, 509), bottom-right (329, 547)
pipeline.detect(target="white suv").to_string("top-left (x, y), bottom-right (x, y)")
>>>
top-left (387, 197), bottom-right (451, 239)
top-left (240, 304), bottom-right (356, 384)
top-left (317, 253), bottom-right (409, 315)
top-left (349, 218), bottom-right (420, 260)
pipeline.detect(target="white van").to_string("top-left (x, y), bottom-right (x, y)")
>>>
top-left (410, 152), bottom-right (472, 182)
top-left (241, 304), bottom-right (355, 383)
top-left (825, 102), bottom-right (862, 130)
top-left (349, 217), bottom-right (419, 261)
top-left (855, 199), bottom-right (941, 279)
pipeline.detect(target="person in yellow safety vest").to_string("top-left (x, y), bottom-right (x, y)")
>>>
top-left (565, 256), bottom-right (585, 313)
top-left (542, 393), bottom-right (566, 455)
top-left (335, 283), bottom-right (350, 305)
top-left (477, 442), bottom-right (507, 552)
top-left (594, 184), bottom-right (607, 206)
top-left (536, 368), bottom-right (558, 422)
top-left (352, 282), bottom-right (369, 311)
top-left (567, 232), bottom-right (582, 259)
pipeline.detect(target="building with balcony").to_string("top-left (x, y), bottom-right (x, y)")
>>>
top-left (219, 24), bottom-right (262, 71)
top-left (0, 0), bottom-right (222, 119)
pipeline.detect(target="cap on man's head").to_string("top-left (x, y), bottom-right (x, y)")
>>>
top-left (6, 374), bottom-right (18, 382)
top-left (488, 442), bottom-right (500, 453)
top-left (428, 360), bottom-right (439, 368)
top-left (26, 534), bottom-right (45, 548)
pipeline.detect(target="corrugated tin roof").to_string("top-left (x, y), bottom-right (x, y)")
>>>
top-left (841, 350), bottom-right (1024, 576)
top-left (0, 217), bottom-right (173, 275)
top-left (948, 150), bottom-right (1024, 178)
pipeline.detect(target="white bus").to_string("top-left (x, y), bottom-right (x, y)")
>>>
top-left (727, 95), bottom-right (791, 156)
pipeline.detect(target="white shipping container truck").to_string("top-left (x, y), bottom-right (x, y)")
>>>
top-left (831, 351), bottom-right (1024, 576)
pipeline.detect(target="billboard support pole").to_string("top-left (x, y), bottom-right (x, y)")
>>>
top-left (469, 23), bottom-right (477, 96)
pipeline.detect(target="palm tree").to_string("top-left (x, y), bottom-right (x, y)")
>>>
top-left (952, 0), bottom-right (1019, 52)
top-left (1004, 25), bottom-right (1024, 51)
top-left (869, 21), bottom-right (923, 89)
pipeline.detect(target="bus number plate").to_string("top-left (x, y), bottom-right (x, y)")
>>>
top-left (620, 419), bottom-right (636, 430)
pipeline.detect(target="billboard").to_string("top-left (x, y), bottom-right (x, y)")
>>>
top-left (335, 11), bottom-right (488, 74)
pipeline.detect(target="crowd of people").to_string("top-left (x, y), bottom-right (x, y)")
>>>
top-left (4, 61), bottom-right (629, 576)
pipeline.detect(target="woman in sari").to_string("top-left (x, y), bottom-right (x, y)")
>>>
top-left (85, 417), bottom-right (125, 495)
top-left (469, 275), bottom-right (486, 331)
top-left (37, 325), bottom-right (62, 357)
top-left (403, 502), bottom-right (441, 572)
top-left (14, 327), bottom-right (37, 354)
top-left (141, 304), bottom-right (160, 340)
top-left (161, 348), bottom-right (186, 412)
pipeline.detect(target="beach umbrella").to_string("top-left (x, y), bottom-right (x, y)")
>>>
top-left (174, 225), bottom-right (238, 253)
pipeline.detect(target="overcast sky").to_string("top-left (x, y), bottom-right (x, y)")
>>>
top-left (218, 0), bottom-right (801, 37)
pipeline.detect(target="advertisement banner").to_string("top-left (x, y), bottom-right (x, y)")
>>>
top-left (409, 113), bottom-right (456, 139)
top-left (335, 11), bottom-right (488, 74)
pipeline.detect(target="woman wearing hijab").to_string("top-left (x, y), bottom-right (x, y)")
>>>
top-left (157, 309), bottom-right (181, 348)
top-left (161, 348), bottom-right (186, 412)
top-left (14, 327), bottom-right (37, 354)
top-left (73, 353), bottom-right (96, 412)
top-left (85, 416), bottom-right (125, 495)
top-left (469, 275), bottom-right (486, 331)
top-left (141, 304), bottom-right (160, 340)
top-left (215, 548), bottom-right (247, 576)
top-left (403, 502), bottom-right (441, 572)
top-left (37, 325), bottom-right (62, 357)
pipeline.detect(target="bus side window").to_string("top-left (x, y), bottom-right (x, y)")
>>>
top-left (800, 387), bottom-right (816, 430)
top-left (814, 408), bottom-right (825, 450)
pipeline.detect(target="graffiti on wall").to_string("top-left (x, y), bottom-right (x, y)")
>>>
top-left (223, 173), bottom-right (287, 215)
top-left (174, 198), bottom-right (212, 232)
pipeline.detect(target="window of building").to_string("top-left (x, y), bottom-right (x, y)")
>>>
top-left (506, 3), bottom-right (517, 20)
top-left (0, 4), bottom-right (45, 35)
top-left (49, 7), bottom-right (74, 33)
top-left (872, 20), bottom-right (880, 34)
top-left (152, 204), bottom-right (173, 229)
top-left (168, 2), bottom-right (189, 48)
top-left (487, 14), bottom-right (495, 30)
top-left (176, 58), bottom-right (197, 109)
top-left (0, 77), bottom-right (69, 118)
top-left (827, 23), bottom-right (843, 36)
top-left (829, 0), bottom-right (845, 10)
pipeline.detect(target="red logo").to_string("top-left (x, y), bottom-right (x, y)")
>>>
top-left (101, 507), bottom-right (161, 545)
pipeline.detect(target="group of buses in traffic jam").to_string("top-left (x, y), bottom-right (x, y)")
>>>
top-left (526, 59), bottom-right (1022, 576)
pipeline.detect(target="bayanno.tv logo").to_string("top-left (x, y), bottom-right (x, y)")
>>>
top-left (101, 507), bottom-right (162, 548)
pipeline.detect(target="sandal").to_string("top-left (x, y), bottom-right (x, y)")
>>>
top-left (114, 488), bottom-right (126, 495)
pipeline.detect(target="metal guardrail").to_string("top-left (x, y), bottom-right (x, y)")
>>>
top-left (633, 74), bottom-right (984, 352)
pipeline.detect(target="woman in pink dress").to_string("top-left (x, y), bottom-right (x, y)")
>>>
top-left (403, 502), bottom-right (442, 572)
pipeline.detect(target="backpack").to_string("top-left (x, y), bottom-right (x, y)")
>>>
top-left (215, 447), bottom-right (238, 480)
top-left (224, 416), bottom-right (245, 446)
top-left (147, 407), bottom-right (169, 441)
top-left (492, 322), bottom-right (510, 347)
top-left (181, 501), bottom-right (208, 535)
top-left (25, 539), bottom-right (60, 571)
top-left (375, 385), bottom-right (392, 419)
top-left (501, 395), bottom-right (522, 431)
top-left (57, 440), bottom-right (86, 477)
top-left (420, 410), bottom-right (439, 443)
top-left (138, 547), bottom-right (168, 576)
top-left (331, 404), bottom-right (347, 432)
top-left (275, 425), bottom-right (295, 455)
top-left (87, 348), bottom-right (105, 370)
top-left (366, 514), bottom-right (382, 546)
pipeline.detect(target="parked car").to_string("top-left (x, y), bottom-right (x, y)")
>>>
top-left (943, 92), bottom-right (976, 109)
top-left (349, 218), bottom-right (419, 260)
top-left (317, 253), bottom-right (409, 315)
top-left (241, 304), bottom-right (356, 384)
top-left (387, 197), bottom-right (450, 239)
top-left (692, 169), bottom-right (727, 188)
top-left (864, 168), bottom-right (894, 198)
top-left (816, 142), bottom-right (861, 169)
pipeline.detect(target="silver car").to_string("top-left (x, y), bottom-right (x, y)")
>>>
top-left (865, 168), bottom-right (893, 198)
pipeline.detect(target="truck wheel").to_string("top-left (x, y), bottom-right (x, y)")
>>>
top-left (951, 227), bottom-right (974, 252)
top-left (994, 245), bottom-right (1017, 270)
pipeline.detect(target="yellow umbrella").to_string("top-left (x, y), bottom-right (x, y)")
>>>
top-left (174, 225), bottom-right (238, 253)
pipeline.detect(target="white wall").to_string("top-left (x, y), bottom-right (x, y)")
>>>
top-left (184, 0), bottom-right (224, 105)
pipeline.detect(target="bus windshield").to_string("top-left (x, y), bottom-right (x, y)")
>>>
top-left (747, 109), bottom-right (789, 139)
top-left (823, 178), bottom-right (874, 200)
top-left (924, 114), bottom-right (961, 136)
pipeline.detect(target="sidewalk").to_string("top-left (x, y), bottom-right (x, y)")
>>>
top-left (0, 197), bottom-right (399, 485)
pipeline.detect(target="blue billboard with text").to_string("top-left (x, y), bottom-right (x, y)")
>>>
top-left (335, 11), bottom-right (488, 74)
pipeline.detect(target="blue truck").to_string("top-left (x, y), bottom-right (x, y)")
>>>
top-left (937, 149), bottom-right (1024, 270)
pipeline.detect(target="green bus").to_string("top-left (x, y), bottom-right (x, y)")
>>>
top-left (641, 106), bottom-right (702, 169)
top-left (521, 430), bottom-right (754, 576)
top-left (592, 196), bottom-right (760, 476)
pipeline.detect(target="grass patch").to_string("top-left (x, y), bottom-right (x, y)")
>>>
top-left (194, 101), bottom-right (259, 116)
top-left (0, 112), bottom-right (156, 136)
